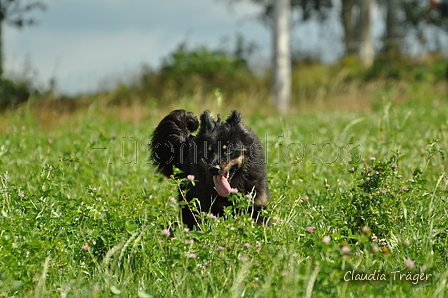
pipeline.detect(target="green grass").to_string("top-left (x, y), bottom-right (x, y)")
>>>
top-left (0, 95), bottom-right (447, 297)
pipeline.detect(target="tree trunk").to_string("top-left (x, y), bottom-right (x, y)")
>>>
top-left (385, 0), bottom-right (402, 56)
top-left (272, 0), bottom-right (291, 115)
top-left (0, 18), bottom-right (3, 78)
top-left (357, 0), bottom-right (373, 65)
top-left (341, 0), bottom-right (356, 56)
top-left (341, 0), bottom-right (373, 66)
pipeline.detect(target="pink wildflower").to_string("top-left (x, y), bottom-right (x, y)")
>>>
top-left (404, 258), bottom-right (414, 269)
top-left (161, 229), bottom-right (171, 236)
top-left (341, 245), bottom-right (351, 254)
top-left (322, 236), bottom-right (331, 244)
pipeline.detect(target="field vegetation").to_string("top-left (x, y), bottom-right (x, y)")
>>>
top-left (0, 46), bottom-right (447, 297)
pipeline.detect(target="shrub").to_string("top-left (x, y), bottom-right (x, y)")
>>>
top-left (0, 79), bottom-right (31, 110)
top-left (343, 153), bottom-right (410, 239)
top-left (108, 41), bottom-right (265, 106)
top-left (0, 78), bottom-right (31, 110)
top-left (148, 43), bottom-right (254, 97)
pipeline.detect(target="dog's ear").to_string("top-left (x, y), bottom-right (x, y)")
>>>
top-left (199, 110), bottom-right (215, 133)
top-left (226, 110), bottom-right (242, 127)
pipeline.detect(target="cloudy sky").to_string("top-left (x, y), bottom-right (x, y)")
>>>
top-left (3, 0), bottom-right (344, 95)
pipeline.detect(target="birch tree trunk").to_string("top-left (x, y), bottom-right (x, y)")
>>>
top-left (341, 0), bottom-right (373, 66)
top-left (272, 0), bottom-right (291, 115)
top-left (357, 0), bottom-right (373, 65)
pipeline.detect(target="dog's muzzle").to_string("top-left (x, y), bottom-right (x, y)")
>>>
top-left (207, 165), bottom-right (221, 176)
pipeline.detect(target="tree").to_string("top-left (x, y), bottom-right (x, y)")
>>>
top-left (220, 0), bottom-right (292, 114)
top-left (220, 0), bottom-right (333, 113)
top-left (385, 0), bottom-right (403, 55)
top-left (272, 0), bottom-right (291, 115)
top-left (401, 0), bottom-right (448, 54)
top-left (0, 0), bottom-right (45, 77)
top-left (341, 0), bottom-right (374, 66)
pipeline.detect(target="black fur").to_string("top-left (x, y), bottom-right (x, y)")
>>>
top-left (150, 109), bottom-right (269, 229)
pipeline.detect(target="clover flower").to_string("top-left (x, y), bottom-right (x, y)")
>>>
top-left (322, 236), bottom-right (331, 244)
top-left (161, 229), bottom-right (171, 237)
top-left (306, 226), bottom-right (314, 233)
top-left (404, 258), bottom-right (414, 269)
top-left (341, 245), bottom-right (351, 254)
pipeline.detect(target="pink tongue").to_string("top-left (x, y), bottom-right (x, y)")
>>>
top-left (213, 175), bottom-right (237, 197)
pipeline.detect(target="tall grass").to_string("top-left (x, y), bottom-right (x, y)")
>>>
top-left (1, 81), bottom-right (447, 296)
top-left (1, 58), bottom-right (447, 296)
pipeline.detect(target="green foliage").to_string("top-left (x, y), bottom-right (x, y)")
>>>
top-left (343, 153), bottom-right (412, 239)
top-left (109, 41), bottom-right (263, 106)
top-left (0, 1), bottom-right (46, 27)
top-left (256, 0), bottom-right (334, 23)
top-left (13, 41), bottom-right (448, 115)
top-left (366, 53), bottom-right (443, 82)
top-left (1, 86), bottom-right (448, 297)
top-left (156, 42), bottom-right (252, 94)
top-left (0, 78), bottom-right (31, 109)
top-left (402, 0), bottom-right (448, 32)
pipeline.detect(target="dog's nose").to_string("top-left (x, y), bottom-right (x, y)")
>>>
top-left (208, 165), bottom-right (220, 175)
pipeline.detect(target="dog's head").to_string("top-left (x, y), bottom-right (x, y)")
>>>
top-left (193, 110), bottom-right (262, 196)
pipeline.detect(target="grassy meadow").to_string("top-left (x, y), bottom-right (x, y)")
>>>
top-left (1, 64), bottom-right (448, 297)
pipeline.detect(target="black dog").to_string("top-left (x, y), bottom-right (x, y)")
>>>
top-left (150, 109), bottom-right (269, 229)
